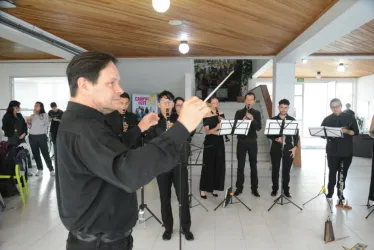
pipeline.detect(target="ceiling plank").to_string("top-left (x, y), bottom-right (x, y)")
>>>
top-left (2, 0), bottom-right (337, 58)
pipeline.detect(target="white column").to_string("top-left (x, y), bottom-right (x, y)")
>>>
top-left (272, 62), bottom-right (296, 116)
top-left (184, 73), bottom-right (193, 100)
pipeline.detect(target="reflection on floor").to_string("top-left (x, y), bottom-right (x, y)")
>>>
top-left (0, 149), bottom-right (373, 250)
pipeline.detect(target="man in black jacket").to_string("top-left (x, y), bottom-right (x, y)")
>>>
top-left (145, 92), bottom-right (194, 241)
top-left (56, 52), bottom-right (209, 250)
top-left (105, 92), bottom-right (140, 148)
top-left (234, 92), bottom-right (262, 197)
top-left (267, 99), bottom-right (298, 198)
top-left (321, 98), bottom-right (359, 200)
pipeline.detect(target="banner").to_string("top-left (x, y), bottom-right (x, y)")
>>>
top-left (132, 94), bottom-right (158, 121)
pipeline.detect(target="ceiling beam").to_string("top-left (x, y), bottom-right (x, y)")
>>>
top-left (276, 0), bottom-right (374, 63)
top-left (0, 11), bottom-right (86, 60)
top-left (252, 59), bottom-right (273, 79)
top-left (308, 54), bottom-right (374, 60)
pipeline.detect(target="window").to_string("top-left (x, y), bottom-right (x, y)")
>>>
top-left (13, 77), bottom-right (70, 113)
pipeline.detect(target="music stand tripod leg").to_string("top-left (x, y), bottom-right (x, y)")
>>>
top-left (366, 206), bottom-right (374, 219)
top-left (139, 187), bottom-right (163, 225)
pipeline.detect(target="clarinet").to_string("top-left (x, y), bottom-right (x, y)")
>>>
top-left (166, 108), bottom-right (170, 131)
top-left (123, 113), bottom-right (128, 132)
top-left (215, 109), bottom-right (230, 142)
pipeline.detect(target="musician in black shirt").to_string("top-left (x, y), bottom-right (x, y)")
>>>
top-left (321, 98), bottom-right (359, 200)
top-left (267, 99), bottom-right (298, 198)
top-left (56, 52), bottom-right (209, 250)
top-left (145, 92), bottom-right (194, 241)
top-left (234, 92), bottom-right (262, 197)
top-left (105, 92), bottom-right (140, 148)
top-left (48, 102), bottom-right (63, 168)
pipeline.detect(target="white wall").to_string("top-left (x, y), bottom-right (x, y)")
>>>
top-left (0, 58), bottom-right (194, 109)
top-left (357, 74), bottom-right (374, 129)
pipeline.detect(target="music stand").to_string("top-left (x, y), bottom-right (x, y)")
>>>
top-left (138, 137), bottom-right (163, 226)
top-left (214, 119), bottom-right (252, 211)
top-left (303, 126), bottom-right (343, 213)
top-left (187, 143), bottom-right (209, 212)
top-left (265, 119), bottom-right (303, 212)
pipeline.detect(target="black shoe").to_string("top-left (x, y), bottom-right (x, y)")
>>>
top-left (200, 192), bottom-right (207, 199)
top-left (234, 189), bottom-right (242, 196)
top-left (271, 190), bottom-right (277, 197)
top-left (211, 193), bottom-right (218, 197)
top-left (284, 192), bottom-right (292, 198)
top-left (182, 230), bottom-right (194, 241)
top-left (252, 190), bottom-right (260, 197)
top-left (162, 230), bottom-right (172, 240)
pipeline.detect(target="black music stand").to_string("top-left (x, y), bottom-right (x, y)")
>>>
top-left (265, 119), bottom-right (303, 212)
top-left (214, 119), bottom-right (252, 212)
top-left (188, 143), bottom-right (209, 211)
top-left (138, 137), bottom-right (163, 226)
top-left (365, 136), bottom-right (374, 219)
top-left (303, 126), bottom-right (343, 213)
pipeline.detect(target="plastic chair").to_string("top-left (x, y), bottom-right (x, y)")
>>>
top-left (0, 164), bottom-right (29, 205)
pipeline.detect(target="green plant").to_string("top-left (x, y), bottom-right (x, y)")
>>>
top-left (355, 116), bottom-right (365, 133)
top-left (235, 60), bottom-right (252, 96)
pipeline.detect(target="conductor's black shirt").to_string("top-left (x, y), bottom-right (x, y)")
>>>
top-left (321, 112), bottom-right (359, 157)
top-left (234, 107), bottom-right (262, 141)
top-left (56, 102), bottom-right (190, 235)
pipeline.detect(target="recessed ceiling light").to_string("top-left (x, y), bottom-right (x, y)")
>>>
top-left (316, 71), bottom-right (321, 79)
top-left (168, 20), bottom-right (183, 26)
top-left (337, 63), bottom-right (345, 72)
top-left (301, 58), bottom-right (308, 64)
top-left (179, 41), bottom-right (189, 54)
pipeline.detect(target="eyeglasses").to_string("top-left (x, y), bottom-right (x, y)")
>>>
top-left (175, 104), bottom-right (183, 108)
top-left (160, 100), bottom-right (174, 105)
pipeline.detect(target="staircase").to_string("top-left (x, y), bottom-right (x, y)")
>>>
top-left (190, 94), bottom-right (272, 169)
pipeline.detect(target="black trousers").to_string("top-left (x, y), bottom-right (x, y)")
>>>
top-left (66, 233), bottom-right (133, 250)
top-left (270, 143), bottom-right (294, 193)
top-left (236, 140), bottom-right (258, 191)
top-left (53, 140), bottom-right (57, 168)
top-left (29, 134), bottom-right (54, 171)
top-left (369, 143), bottom-right (374, 201)
top-left (157, 165), bottom-right (191, 232)
top-left (327, 155), bottom-right (352, 195)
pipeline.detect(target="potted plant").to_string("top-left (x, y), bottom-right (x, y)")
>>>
top-left (355, 116), bottom-right (365, 133)
top-left (235, 60), bottom-right (252, 102)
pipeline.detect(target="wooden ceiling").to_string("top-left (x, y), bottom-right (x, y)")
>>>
top-left (2, 0), bottom-right (338, 58)
top-left (260, 59), bottom-right (374, 78)
top-left (314, 19), bottom-right (374, 55)
top-left (0, 38), bottom-right (60, 60)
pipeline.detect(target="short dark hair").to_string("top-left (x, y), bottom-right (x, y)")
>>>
top-left (245, 92), bottom-right (256, 100)
top-left (120, 92), bottom-right (130, 100)
top-left (330, 98), bottom-right (342, 107)
top-left (278, 99), bottom-right (290, 106)
top-left (158, 90), bottom-right (175, 102)
top-left (50, 102), bottom-right (57, 108)
top-left (66, 52), bottom-right (118, 97)
top-left (208, 96), bottom-right (218, 103)
top-left (174, 97), bottom-right (185, 103)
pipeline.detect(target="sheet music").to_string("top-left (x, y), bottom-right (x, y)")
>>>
top-left (309, 126), bottom-right (343, 138)
top-left (264, 119), bottom-right (299, 135)
top-left (218, 120), bottom-right (251, 136)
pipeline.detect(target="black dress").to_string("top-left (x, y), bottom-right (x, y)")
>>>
top-left (200, 115), bottom-right (226, 192)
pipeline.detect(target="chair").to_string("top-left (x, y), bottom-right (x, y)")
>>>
top-left (0, 164), bottom-right (29, 205)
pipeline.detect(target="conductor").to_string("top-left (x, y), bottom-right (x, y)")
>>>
top-left (56, 52), bottom-right (209, 250)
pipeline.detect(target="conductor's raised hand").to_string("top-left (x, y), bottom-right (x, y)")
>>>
top-left (178, 96), bottom-right (210, 132)
top-left (138, 113), bottom-right (159, 132)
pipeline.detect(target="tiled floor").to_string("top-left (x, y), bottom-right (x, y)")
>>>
top-left (0, 149), bottom-right (373, 250)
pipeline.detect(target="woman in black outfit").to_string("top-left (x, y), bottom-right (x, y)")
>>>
top-left (199, 97), bottom-right (226, 199)
top-left (2, 100), bottom-right (28, 147)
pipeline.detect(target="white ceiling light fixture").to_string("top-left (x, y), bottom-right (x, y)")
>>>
top-left (152, 0), bottom-right (170, 13)
top-left (301, 58), bottom-right (308, 64)
top-left (179, 41), bottom-right (189, 54)
top-left (168, 20), bottom-right (183, 26)
top-left (316, 71), bottom-right (321, 79)
top-left (337, 63), bottom-right (345, 72)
